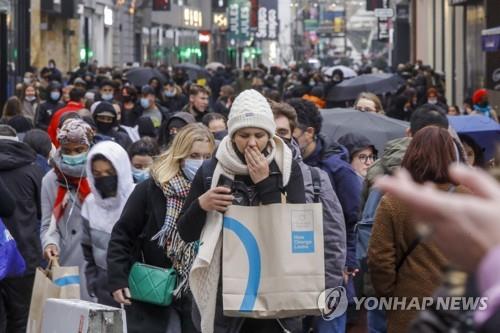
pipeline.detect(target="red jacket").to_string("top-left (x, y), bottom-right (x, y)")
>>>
top-left (47, 101), bottom-right (85, 147)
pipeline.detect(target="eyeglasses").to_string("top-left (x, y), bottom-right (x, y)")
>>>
top-left (357, 154), bottom-right (376, 163)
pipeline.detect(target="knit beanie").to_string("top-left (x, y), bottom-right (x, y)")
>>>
top-left (227, 89), bottom-right (276, 138)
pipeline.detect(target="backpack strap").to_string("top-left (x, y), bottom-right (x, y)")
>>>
top-left (309, 167), bottom-right (322, 203)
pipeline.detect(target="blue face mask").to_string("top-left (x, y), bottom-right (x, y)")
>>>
top-left (102, 93), bottom-right (114, 101)
top-left (140, 98), bottom-right (150, 109)
top-left (62, 152), bottom-right (88, 166)
top-left (50, 91), bottom-right (61, 101)
top-left (182, 159), bottom-right (204, 181)
top-left (132, 167), bottom-right (150, 183)
top-left (164, 91), bottom-right (175, 97)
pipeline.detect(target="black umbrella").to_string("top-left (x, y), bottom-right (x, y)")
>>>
top-left (326, 73), bottom-right (405, 102)
top-left (320, 108), bottom-right (409, 154)
top-left (174, 63), bottom-right (210, 81)
top-left (125, 67), bottom-right (167, 88)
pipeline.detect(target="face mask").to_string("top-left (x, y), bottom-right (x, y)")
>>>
top-left (102, 93), bottom-right (113, 101)
top-left (25, 96), bottom-right (36, 102)
top-left (48, 63), bottom-right (55, 69)
top-left (140, 98), bottom-right (150, 109)
top-left (122, 95), bottom-right (132, 103)
top-left (132, 167), bottom-right (150, 183)
top-left (62, 152), bottom-right (88, 166)
top-left (428, 98), bottom-right (438, 105)
top-left (50, 91), bottom-right (61, 101)
top-left (24, 78), bottom-right (32, 85)
top-left (164, 91), bottom-right (175, 97)
top-left (94, 175), bottom-right (118, 199)
top-left (309, 80), bottom-right (315, 86)
top-left (96, 121), bottom-right (114, 133)
top-left (182, 159), bottom-right (204, 181)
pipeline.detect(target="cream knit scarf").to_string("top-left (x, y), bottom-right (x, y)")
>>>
top-left (189, 135), bottom-right (293, 333)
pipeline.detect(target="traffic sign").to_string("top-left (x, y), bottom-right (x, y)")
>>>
top-left (374, 8), bottom-right (394, 18)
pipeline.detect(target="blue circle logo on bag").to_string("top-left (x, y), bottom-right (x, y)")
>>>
top-left (318, 286), bottom-right (349, 321)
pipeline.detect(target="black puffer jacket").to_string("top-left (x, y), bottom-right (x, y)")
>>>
top-left (0, 140), bottom-right (44, 275)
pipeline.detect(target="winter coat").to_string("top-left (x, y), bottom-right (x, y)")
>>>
top-left (361, 137), bottom-right (411, 208)
top-left (21, 100), bottom-right (39, 124)
top-left (81, 141), bottom-right (135, 305)
top-left (35, 100), bottom-right (64, 131)
top-left (290, 140), bottom-right (346, 289)
top-left (40, 168), bottom-right (91, 300)
top-left (367, 185), bottom-right (469, 333)
top-left (303, 135), bottom-right (361, 270)
top-left (121, 103), bottom-right (143, 127)
top-left (107, 178), bottom-right (176, 333)
top-left (177, 157), bottom-right (306, 333)
top-left (161, 94), bottom-right (188, 113)
top-left (0, 140), bottom-right (44, 275)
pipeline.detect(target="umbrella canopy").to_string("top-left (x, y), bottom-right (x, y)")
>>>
top-left (174, 63), bottom-right (210, 81)
top-left (448, 115), bottom-right (500, 160)
top-left (320, 108), bottom-right (409, 155)
top-left (326, 73), bottom-right (405, 102)
top-left (322, 66), bottom-right (357, 79)
top-left (205, 62), bottom-right (224, 71)
top-left (125, 67), bottom-right (167, 88)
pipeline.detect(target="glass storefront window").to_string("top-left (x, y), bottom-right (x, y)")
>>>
top-left (465, 2), bottom-right (486, 96)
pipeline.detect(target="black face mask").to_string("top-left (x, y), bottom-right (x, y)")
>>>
top-left (122, 96), bottom-right (132, 103)
top-left (96, 121), bottom-right (114, 133)
top-left (94, 175), bottom-right (118, 199)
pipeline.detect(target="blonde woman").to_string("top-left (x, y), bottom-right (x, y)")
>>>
top-left (107, 123), bottom-right (215, 333)
top-left (354, 92), bottom-right (385, 114)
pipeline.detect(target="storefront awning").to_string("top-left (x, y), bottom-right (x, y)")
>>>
top-left (482, 27), bottom-right (500, 52)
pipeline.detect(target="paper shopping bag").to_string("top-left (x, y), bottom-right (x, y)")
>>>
top-left (222, 203), bottom-right (325, 318)
top-left (26, 259), bottom-right (80, 333)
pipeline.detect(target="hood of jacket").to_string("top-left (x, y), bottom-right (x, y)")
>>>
top-left (317, 134), bottom-right (349, 162)
top-left (0, 139), bottom-right (36, 171)
top-left (366, 136), bottom-right (411, 186)
top-left (82, 140), bottom-right (135, 233)
top-left (85, 140), bottom-right (135, 204)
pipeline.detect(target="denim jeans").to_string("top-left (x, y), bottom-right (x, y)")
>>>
top-left (367, 309), bottom-right (387, 333)
top-left (314, 312), bottom-right (347, 333)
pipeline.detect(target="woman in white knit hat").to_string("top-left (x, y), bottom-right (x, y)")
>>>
top-left (177, 89), bottom-right (306, 333)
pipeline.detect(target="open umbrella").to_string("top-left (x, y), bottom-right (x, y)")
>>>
top-left (322, 66), bottom-right (357, 79)
top-left (205, 62), bottom-right (224, 71)
top-left (326, 73), bottom-right (405, 102)
top-left (174, 63), bottom-right (210, 81)
top-left (124, 67), bottom-right (167, 88)
top-left (448, 115), bottom-right (500, 160)
top-left (320, 108), bottom-right (409, 154)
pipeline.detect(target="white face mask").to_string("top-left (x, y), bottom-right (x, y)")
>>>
top-left (182, 159), bottom-right (204, 181)
top-left (25, 96), bottom-right (36, 102)
top-left (24, 78), bottom-right (32, 85)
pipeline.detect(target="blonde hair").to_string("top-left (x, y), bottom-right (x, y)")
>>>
top-left (355, 92), bottom-right (385, 114)
top-left (151, 123), bottom-right (215, 184)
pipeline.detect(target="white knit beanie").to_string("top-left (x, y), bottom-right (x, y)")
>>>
top-left (227, 89), bottom-right (276, 138)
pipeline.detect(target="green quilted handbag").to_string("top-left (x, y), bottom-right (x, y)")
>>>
top-left (128, 262), bottom-right (177, 306)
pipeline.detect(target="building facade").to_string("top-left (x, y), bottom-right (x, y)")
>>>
top-left (412, 0), bottom-right (500, 107)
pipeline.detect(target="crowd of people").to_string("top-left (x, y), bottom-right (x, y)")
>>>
top-left (0, 58), bottom-right (499, 333)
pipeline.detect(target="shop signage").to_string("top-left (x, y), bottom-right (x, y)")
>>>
top-left (104, 6), bottom-right (113, 26)
top-left (228, 0), bottom-right (250, 41)
top-left (183, 8), bottom-right (203, 28)
top-left (256, 0), bottom-right (278, 40)
top-left (374, 8), bottom-right (394, 18)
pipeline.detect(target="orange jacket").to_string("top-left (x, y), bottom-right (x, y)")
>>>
top-left (302, 94), bottom-right (326, 109)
